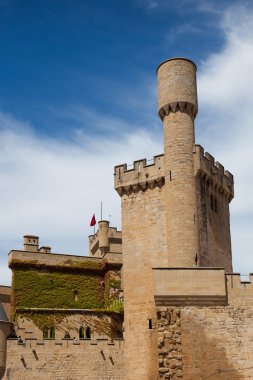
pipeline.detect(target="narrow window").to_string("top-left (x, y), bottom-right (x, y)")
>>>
top-left (148, 319), bottom-right (152, 329)
top-left (86, 326), bottom-right (91, 339)
top-left (43, 328), bottom-right (48, 339)
top-left (49, 327), bottom-right (55, 339)
top-left (79, 327), bottom-right (84, 339)
top-left (73, 290), bottom-right (78, 301)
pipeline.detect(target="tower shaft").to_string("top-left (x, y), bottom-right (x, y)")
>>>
top-left (157, 58), bottom-right (199, 267)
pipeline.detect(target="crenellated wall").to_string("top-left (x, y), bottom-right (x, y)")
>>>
top-left (194, 145), bottom-right (233, 271)
top-left (3, 338), bottom-right (124, 380)
top-left (114, 154), bottom-right (165, 195)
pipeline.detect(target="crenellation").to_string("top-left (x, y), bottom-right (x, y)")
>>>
top-left (114, 154), bottom-right (164, 195)
top-left (194, 144), bottom-right (234, 201)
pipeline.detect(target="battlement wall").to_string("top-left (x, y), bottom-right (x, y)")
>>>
top-left (3, 338), bottom-right (124, 380)
top-left (114, 145), bottom-right (233, 200)
top-left (226, 273), bottom-right (253, 305)
top-left (194, 145), bottom-right (234, 201)
top-left (114, 154), bottom-right (164, 195)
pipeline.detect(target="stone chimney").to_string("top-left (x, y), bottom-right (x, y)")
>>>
top-left (23, 235), bottom-right (39, 252)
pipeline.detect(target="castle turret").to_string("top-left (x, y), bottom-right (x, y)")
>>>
top-left (157, 58), bottom-right (199, 267)
top-left (98, 220), bottom-right (109, 254)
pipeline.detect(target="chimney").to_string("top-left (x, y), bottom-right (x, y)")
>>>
top-left (23, 235), bottom-right (39, 252)
top-left (38, 246), bottom-right (51, 254)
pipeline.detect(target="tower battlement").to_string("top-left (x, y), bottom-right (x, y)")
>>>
top-left (194, 145), bottom-right (234, 201)
top-left (114, 154), bottom-right (164, 195)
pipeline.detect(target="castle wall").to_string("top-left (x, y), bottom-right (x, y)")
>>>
top-left (121, 186), bottom-right (167, 380)
top-left (3, 338), bottom-right (124, 380)
top-left (157, 275), bottom-right (253, 379)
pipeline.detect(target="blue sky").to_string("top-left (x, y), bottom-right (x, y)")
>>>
top-left (1, 0), bottom-right (253, 284)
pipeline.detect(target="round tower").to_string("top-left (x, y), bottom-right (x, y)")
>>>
top-left (98, 220), bottom-right (109, 255)
top-left (157, 58), bottom-right (199, 267)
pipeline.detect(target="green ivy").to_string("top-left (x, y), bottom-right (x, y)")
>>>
top-left (12, 269), bottom-right (104, 311)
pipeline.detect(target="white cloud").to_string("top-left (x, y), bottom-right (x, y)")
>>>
top-left (0, 111), bottom-right (162, 285)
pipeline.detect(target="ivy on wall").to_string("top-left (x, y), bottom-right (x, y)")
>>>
top-left (12, 269), bottom-right (105, 311)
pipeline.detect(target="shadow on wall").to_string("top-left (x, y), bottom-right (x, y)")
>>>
top-left (180, 307), bottom-right (247, 380)
top-left (157, 307), bottom-right (249, 380)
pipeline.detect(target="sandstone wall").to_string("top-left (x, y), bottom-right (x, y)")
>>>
top-left (157, 277), bottom-right (253, 379)
top-left (3, 338), bottom-right (124, 380)
top-left (196, 175), bottom-right (233, 272)
top-left (121, 186), bottom-right (167, 380)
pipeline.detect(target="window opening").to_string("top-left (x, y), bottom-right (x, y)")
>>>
top-left (73, 290), bottom-right (78, 301)
top-left (86, 326), bottom-right (91, 339)
top-left (79, 327), bottom-right (84, 339)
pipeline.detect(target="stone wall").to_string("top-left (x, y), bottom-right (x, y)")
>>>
top-left (196, 175), bottom-right (233, 272)
top-left (157, 279), bottom-right (253, 380)
top-left (121, 186), bottom-right (167, 380)
top-left (3, 338), bottom-right (124, 380)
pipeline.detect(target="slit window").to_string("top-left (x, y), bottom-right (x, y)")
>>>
top-left (79, 327), bottom-right (84, 339)
top-left (73, 291), bottom-right (78, 301)
top-left (86, 326), bottom-right (91, 339)
top-left (49, 327), bottom-right (55, 339)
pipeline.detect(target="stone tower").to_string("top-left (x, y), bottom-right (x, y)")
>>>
top-left (114, 57), bottom-right (234, 380)
top-left (157, 58), bottom-right (199, 267)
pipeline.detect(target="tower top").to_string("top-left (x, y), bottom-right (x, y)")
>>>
top-left (157, 57), bottom-right (198, 120)
top-left (156, 57), bottom-right (197, 73)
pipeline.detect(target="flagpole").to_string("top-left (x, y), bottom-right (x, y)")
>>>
top-left (101, 201), bottom-right (103, 220)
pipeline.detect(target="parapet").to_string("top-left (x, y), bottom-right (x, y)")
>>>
top-left (152, 267), bottom-right (227, 306)
top-left (194, 145), bottom-right (234, 201)
top-left (114, 154), bottom-right (164, 195)
top-left (8, 250), bottom-right (106, 272)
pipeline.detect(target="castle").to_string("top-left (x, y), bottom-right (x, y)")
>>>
top-left (1, 58), bottom-right (253, 380)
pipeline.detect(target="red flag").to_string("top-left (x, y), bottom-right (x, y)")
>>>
top-left (90, 214), bottom-right (96, 227)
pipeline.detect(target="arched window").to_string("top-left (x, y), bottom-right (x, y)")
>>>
top-left (79, 326), bottom-right (84, 339)
top-left (86, 326), bottom-right (91, 339)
